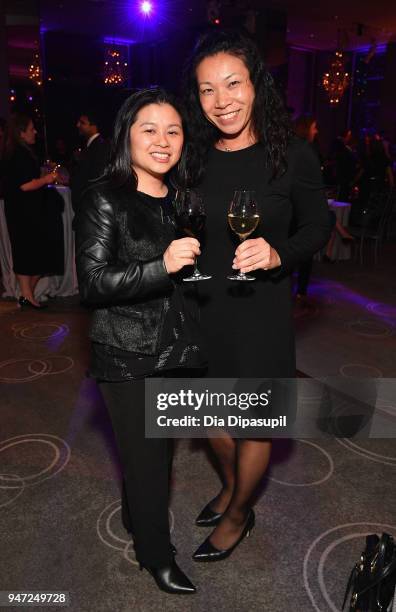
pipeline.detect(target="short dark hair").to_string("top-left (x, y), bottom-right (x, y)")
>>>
top-left (79, 111), bottom-right (101, 129)
top-left (182, 28), bottom-right (292, 183)
top-left (103, 87), bottom-right (185, 189)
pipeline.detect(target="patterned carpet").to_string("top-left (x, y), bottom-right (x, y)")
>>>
top-left (0, 246), bottom-right (395, 611)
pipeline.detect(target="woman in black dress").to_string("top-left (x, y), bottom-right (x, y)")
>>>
top-left (76, 89), bottom-right (204, 594)
top-left (3, 114), bottom-right (60, 308)
top-left (183, 30), bottom-right (331, 561)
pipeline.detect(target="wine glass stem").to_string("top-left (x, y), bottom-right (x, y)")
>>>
top-left (192, 257), bottom-right (201, 277)
top-left (237, 237), bottom-right (247, 279)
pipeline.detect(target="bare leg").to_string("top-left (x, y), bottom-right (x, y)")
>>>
top-left (17, 274), bottom-right (40, 306)
top-left (206, 431), bottom-right (236, 512)
top-left (325, 229), bottom-right (336, 258)
top-left (30, 275), bottom-right (41, 295)
top-left (209, 439), bottom-right (272, 550)
top-left (335, 219), bottom-right (353, 239)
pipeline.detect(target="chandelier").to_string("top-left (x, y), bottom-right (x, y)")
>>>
top-left (29, 51), bottom-right (43, 86)
top-left (322, 50), bottom-right (349, 105)
top-left (104, 46), bottom-right (128, 86)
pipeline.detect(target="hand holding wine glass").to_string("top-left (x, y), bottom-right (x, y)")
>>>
top-left (227, 190), bottom-right (260, 281)
top-left (174, 189), bottom-right (212, 281)
top-left (163, 238), bottom-right (200, 274)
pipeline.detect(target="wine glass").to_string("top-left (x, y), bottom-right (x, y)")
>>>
top-left (173, 189), bottom-right (212, 282)
top-left (227, 190), bottom-right (260, 281)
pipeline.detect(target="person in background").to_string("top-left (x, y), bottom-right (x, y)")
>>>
top-left (52, 137), bottom-right (72, 171)
top-left (293, 115), bottom-right (320, 300)
top-left (70, 111), bottom-right (110, 217)
top-left (332, 129), bottom-right (358, 202)
top-left (3, 114), bottom-right (60, 308)
top-left (294, 116), bottom-right (353, 268)
top-left (356, 135), bottom-right (394, 204)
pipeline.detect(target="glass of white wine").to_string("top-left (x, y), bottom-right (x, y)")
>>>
top-left (227, 190), bottom-right (260, 281)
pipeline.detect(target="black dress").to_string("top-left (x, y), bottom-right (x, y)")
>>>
top-left (197, 139), bottom-right (331, 378)
top-left (4, 145), bottom-right (64, 276)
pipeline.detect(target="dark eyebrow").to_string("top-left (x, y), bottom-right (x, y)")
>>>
top-left (198, 72), bottom-right (242, 85)
top-left (139, 121), bottom-right (182, 128)
top-left (224, 72), bottom-right (242, 80)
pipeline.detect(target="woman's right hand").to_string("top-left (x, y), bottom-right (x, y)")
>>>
top-left (43, 171), bottom-right (58, 185)
top-left (163, 238), bottom-right (200, 274)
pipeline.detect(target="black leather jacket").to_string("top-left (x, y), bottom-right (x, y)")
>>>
top-left (75, 182), bottom-right (176, 355)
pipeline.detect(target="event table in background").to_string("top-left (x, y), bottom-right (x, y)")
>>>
top-left (0, 185), bottom-right (78, 300)
top-left (327, 200), bottom-right (352, 261)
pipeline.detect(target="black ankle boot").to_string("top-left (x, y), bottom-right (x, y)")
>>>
top-left (140, 559), bottom-right (196, 594)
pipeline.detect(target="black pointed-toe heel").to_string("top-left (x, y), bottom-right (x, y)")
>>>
top-left (18, 297), bottom-right (48, 310)
top-left (139, 559), bottom-right (196, 594)
top-left (193, 509), bottom-right (255, 562)
top-left (195, 499), bottom-right (223, 527)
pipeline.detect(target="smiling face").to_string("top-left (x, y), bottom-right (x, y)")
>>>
top-left (196, 52), bottom-right (256, 141)
top-left (20, 120), bottom-right (37, 146)
top-left (129, 103), bottom-right (184, 185)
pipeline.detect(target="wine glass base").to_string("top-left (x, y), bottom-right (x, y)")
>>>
top-left (227, 274), bottom-right (255, 281)
top-left (183, 273), bottom-right (212, 282)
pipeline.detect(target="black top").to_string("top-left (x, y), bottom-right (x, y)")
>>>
top-left (197, 139), bottom-right (330, 378)
top-left (3, 145), bottom-right (64, 275)
top-left (70, 135), bottom-right (110, 214)
top-left (3, 145), bottom-right (41, 204)
top-left (90, 192), bottom-right (206, 381)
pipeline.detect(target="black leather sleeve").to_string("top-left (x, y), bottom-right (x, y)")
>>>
top-left (75, 188), bottom-right (173, 306)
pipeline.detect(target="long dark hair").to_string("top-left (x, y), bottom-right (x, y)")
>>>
top-left (104, 88), bottom-right (186, 189)
top-left (183, 28), bottom-right (292, 183)
top-left (4, 114), bottom-right (35, 159)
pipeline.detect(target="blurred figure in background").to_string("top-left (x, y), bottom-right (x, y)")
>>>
top-left (70, 111), bottom-right (110, 217)
top-left (293, 115), bottom-right (320, 301)
top-left (332, 129), bottom-right (358, 202)
top-left (52, 137), bottom-right (72, 171)
top-left (3, 114), bottom-right (62, 308)
top-left (356, 134), bottom-right (394, 205)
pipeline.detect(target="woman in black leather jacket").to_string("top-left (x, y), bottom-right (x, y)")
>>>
top-left (75, 89), bottom-right (205, 595)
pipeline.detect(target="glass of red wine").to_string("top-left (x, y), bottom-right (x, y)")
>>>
top-left (174, 189), bottom-right (212, 282)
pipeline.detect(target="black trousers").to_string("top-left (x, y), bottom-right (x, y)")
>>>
top-left (99, 379), bottom-right (173, 567)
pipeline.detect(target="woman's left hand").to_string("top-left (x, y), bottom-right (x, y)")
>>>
top-left (233, 237), bottom-right (281, 273)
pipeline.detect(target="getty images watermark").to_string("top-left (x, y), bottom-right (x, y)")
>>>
top-left (145, 377), bottom-right (396, 439)
top-left (155, 388), bottom-right (286, 430)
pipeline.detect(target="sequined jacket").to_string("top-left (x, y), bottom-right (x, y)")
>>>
top-left (75, 182), bottom-right (176, 355)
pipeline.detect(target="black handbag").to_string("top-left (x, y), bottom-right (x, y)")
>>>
top-left (342, 533), bottom-right (396, 611)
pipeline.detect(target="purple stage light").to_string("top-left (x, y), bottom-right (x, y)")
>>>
top-left (140, 1), bottom-right (153, 15)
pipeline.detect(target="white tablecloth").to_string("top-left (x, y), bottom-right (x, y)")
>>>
top-left (328, 200), bottom-right (352, 261)
top-left (0, 185), bottom-right (78, 299)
